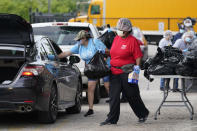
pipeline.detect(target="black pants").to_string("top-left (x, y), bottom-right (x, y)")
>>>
top-left (106, 73), bottom-right (149, 123)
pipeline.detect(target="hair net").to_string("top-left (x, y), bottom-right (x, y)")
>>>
top-left (163, 30), bottom-right (173, 38)
top-left (182, 31), bottom-right (196, 40)
top-left (116, 18), bottom-right (132, 31)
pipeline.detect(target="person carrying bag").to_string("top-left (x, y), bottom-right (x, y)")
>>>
top-left (84, 51), bottom-right (110, 79)
top-left (100, 18), bottom-right (149, 126)
top-left (58, 30), bottom-right (110, 117)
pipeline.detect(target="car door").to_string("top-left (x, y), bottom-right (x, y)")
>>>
top-left (40, 38), bottom-right (65, 103)
top-left (48, 39), bottom-right (78, 102)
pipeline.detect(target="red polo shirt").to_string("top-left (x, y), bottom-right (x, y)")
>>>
top-left (110, 35), bottom-right (143, 75)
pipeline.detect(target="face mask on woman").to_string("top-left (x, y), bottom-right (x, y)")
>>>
top-left (116, 30), bottom-right (124, 37)
top-left (185, 37), bottom-right (192, 43)
top-left (180, 29), bottom-right (185, 34)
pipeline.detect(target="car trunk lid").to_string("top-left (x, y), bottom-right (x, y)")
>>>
top-left (0, 14), bottom-right (34, 47)
top-left (0, 14), bottom-right (34, 85)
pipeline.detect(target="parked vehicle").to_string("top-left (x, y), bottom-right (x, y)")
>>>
top-left (69, 0), bottom-right (197, 44)
top-left (0, 14), bottom-right (82, 123)
top-left (32, 22), bottom-right (102, 103)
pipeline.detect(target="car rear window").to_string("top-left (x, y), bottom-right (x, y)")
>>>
top-left (33, 26), bottom-right (92, 46)
top-left (0, 47), bottom-right (24, 57)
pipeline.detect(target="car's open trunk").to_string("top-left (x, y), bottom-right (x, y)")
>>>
top-left (0, 14), bottom-right (34, 84)
top-left (0, 59), bottom-right (25, 84)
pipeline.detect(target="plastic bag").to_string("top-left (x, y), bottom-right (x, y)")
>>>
top-left (147, 64), bottom-right (175, 75)
top-left (128, 71), bottom-right (139, 84)
top-left (84, 51), bottom-right (110, 79)
top-left (175, 64), bottom-right (193, 76)
top-left (98, 31), bottom-right (116, 49)
top-left (143, 46), bottom-right (184, 80)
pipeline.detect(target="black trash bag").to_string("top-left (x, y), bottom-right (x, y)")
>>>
top-left (162, 46), bottom-right (184, 61)
top-left (144, 69), bottom-right (154, 82)
top-left (182, 50), bottom-right (197, 67)
top-left (143, 48), bottom-right (164, 81)
top-left (98, 31), bottom-right (116, 49)
top-left (143, 47), bottom-right (163, 69)
top-left (143, 58), bottom-right (153, 70)
top-left (143, 46), bottom-right (184, 80)
top-left (153, 47), bottom-right (164, 63)
top-left (191, 69), bottom-right (197, 77)
top-left (175, 64), bottom-right (193, 76)
top-left (147, 64), bottom-right (175, 75)
top-left (84, 52), bottom-right (110, 79)
top-left (162, 56), bottom-right (181, 68)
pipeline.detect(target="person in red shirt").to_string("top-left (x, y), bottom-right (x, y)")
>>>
top-left (100, 18), bottom-right (149, 126)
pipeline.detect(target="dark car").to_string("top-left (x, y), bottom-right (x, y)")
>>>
top-left (0, 14), bottom-right (82, 123)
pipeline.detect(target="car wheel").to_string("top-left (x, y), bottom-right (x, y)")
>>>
top-left (94, 82), bottom-right (100, 104)
top-left (67, 81), bottom-right (82, 114)
top-left (38, 84), bottom-right (58, 123)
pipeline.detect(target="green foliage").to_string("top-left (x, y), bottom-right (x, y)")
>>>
top-left (0, 0), bottom-right (78, 21)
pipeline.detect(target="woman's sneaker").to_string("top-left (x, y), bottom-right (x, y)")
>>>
top-left (138, 112), bottom-right (149, 123)
top-left (84, 109), bottom-right (94, 117)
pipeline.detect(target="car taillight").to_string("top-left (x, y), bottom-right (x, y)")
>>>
top-left (22, 66), bottom-right (44, 76)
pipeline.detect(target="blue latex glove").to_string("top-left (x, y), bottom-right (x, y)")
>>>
top-left (98, 49), bottom-right (105, 54)
top-left (182, 48), bottom-right (188, 52)
top-left (48, 55), bottom-right (55, 61)
top-left (133, 65), bottom-right (140, 74)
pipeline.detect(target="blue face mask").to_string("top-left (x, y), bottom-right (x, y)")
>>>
top-left (185, 37), bottom-right (192, 43)
top-left (180, 29), bottom-right (185, 34)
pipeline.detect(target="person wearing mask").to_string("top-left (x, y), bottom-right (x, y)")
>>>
top-left (100, 18), bottom-right (149, 126)
top-left (173, 31), bottom-right (196, 51)
top-left (58, 30), bottom-right (110, 117)
top-left (183, 17), bottom-right (196, 32)
top-left (158, 30), bottom-right (175, 91)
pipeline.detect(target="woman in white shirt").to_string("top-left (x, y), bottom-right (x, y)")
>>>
top-left (159, 30), bottom-right (173, 91)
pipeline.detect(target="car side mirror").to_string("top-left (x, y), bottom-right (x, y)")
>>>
top-left (69, 55), bottom-right (80, 65)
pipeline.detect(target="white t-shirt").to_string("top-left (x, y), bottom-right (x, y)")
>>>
top-left (158, 38), bottom-right (172, 49)
top-left (173, 39), bottom-right (191, 50)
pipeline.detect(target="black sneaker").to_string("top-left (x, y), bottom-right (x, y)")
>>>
top-left (84, 109), bottom-right (94, 117)
top-left (100, 121), bottom-right (116, 126)
top-left (138, 112), bottom-right (149, 123)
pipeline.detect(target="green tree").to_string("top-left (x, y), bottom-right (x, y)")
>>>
top-left (0, 0), bottom-right (78, 21)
